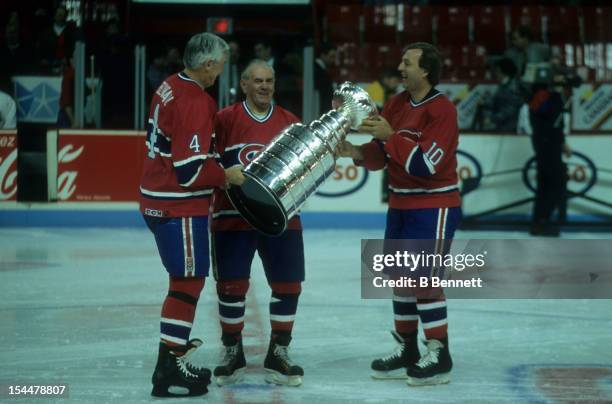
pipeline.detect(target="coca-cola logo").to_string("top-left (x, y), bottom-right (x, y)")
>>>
top-left (0, 149), bottom-right (17, 200)
top-left (57, 144), bottom-right (84, 200)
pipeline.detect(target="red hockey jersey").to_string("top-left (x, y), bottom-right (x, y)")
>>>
top-left (358, 89), bottom-right (461, 210)
top-left (140, 72), bottom-right (225, 218)
top-left (212, 101), bottom-right (302, 231)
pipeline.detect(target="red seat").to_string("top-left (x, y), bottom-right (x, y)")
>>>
top-left (510, 5), bottom-right (543, 42)
top-left (336, 42), bottom-right (358, 67)
top-left (460, 44), bottom-right (487, 67)
top-left (335, 42), bottom-right (372, 83)
top-left (326, 4), bottom-right (362, 43)
top-left (400, 5), bottom-right (434, 44)
top-left (435, 6), bottom-right (470, 47)
top-left (472, 6), bottom-right (509, 54)
top-left (363, 5), bottom-right (397, 44)
top-left (581, 6), bottom-right (610, 42)
top-left (359, 43), bottom-right (403, 72)
top-left (542, 6), bottom-right (580, 44)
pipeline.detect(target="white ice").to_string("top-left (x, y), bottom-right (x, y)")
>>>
top-left (1, 227), bottom-right (611, 403)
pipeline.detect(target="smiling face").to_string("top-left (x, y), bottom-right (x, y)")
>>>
top-left (398, 48), bottom-right (428, 91)
top-left (241, 64), bottom-right (275, 112)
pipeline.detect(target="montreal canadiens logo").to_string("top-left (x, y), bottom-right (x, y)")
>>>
top-left (238, 144), bottom-right (265, 165)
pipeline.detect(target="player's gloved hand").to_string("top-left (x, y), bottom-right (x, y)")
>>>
top-left (336, 141), bottom-right (363, 160)
top-left (358, 116), bottom-right (394, 141)
top-left (224, 166), bottom-right (245, 188)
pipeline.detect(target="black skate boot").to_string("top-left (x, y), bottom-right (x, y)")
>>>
top-left (214, 334), bottom-right (246, 386)
top-left (184, 339), bottom-right (212, 378)
top-left (263, 333), bottom-right (303, 387)
top-left (371, 330), bottom-right (420, 379)
top-left (406, 337), bottom-right (452, 386)
top-left (151, 341), bottom-right (212, 397)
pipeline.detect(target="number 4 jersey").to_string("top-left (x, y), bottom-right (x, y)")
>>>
top-left (358, 89), bottom-right (461, 210)
top-left (212, 101), bottom-right (301, 231)
top-left (140, 72), bottom-right (226, 218)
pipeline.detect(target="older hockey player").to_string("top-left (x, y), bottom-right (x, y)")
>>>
top-left (212, 59), bottom-right (305, 387)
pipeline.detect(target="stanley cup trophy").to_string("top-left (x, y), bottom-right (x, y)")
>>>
top-left (226, 82), bottom-right (377, 236)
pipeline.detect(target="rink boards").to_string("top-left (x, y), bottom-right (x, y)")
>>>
top-left (1, 129), bottom-right (611, 226)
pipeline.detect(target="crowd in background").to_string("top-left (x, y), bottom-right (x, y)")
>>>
top-left (0, 2), bottom-right (595, 133)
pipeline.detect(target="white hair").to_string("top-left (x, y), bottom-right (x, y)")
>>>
top-left (183, 32), bottom-right (229, 70)
top-left (241, 59), bottom-right (275, 80)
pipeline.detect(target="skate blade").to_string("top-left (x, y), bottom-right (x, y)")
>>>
top-left (215, 367), bottom-right (246, 386)
top-left (264, 369), bottom-right (302, 387)
top-left (151, 383), bottom-right (208, 397)
top-left (371, 369), bottom-right (408, 380)
top-left (406, 373), bottom-right (450, 386)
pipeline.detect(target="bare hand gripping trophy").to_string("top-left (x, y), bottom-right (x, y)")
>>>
top-left (226, 82), bottom-right (377, 236)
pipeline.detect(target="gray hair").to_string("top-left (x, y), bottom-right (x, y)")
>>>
top-left (183, 33), bottom-right (229, 70)
top-left (241, 59), bottom-right (275, 80)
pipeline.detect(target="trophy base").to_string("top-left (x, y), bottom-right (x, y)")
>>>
top-left (226, 172), bottom-right (288, 237)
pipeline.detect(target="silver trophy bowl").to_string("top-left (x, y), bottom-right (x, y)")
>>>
top-left (226, 82), bottom-right (377, 236)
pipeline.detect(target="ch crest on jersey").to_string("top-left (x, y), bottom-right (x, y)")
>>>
top-left (238, 143), bottom-right (265, 166)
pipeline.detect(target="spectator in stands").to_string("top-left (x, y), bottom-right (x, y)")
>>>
top-left (35, 5), bottom-right (77, 74)
top-left (166, 47), bottom-right (183, 74)
top-left (314, 43), bottom-right (336, 114)
top-left (228, 40), bottom-right (244, 103)
top-left (57, 53), bottom-right (76, 128)
top-left (147, 46), bottom-right (183, 96)
top-left (0, 90), bottom-right (17, 129)
top-left (365, 68), bottom-right (404, 111)
top-left (0, 12), bottom-right (35, 92)
top-left (253, 40), bottom-right (299, 115)
top-left (481, 58), bottom-right (526, 132)
top-left (97, 18), bottom-right (133, 128)
top-left (504, 26), bottom-right (550, 78)
top-left (147, 52), bottom-right (169, 95)
top-left (254, 40), bottom-right (278, 70)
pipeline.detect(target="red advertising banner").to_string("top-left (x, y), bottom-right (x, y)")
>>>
top-left (0, 130), bottom-right (18, 201)
top-left (57, 130), bottom-right (146, 202)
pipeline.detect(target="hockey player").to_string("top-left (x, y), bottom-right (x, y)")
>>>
top-left (211, 59), bottom-right (305, 387)
top-left (140, 32), bottom-right (244, 397)
top-left (338, 42), bottom-right (462, 386)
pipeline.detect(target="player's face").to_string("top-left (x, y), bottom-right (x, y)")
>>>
top-left (201, 54), bottom-right (227, 88)
top-left (243, 66), bottom-right (275, 111)
top-left (398, 49), bottom-right (427, 90)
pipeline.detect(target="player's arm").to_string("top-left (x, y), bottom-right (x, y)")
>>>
top-left (337, 139), bottom-right (387, 171)
top-left (213, 110), bottom-right (245, 186)
top-left (343, 103), bottom-right (396, 171)
top-left (383, 106), bottom-right (458, 177)
top-left (171, 101), bottom-right (226, 189)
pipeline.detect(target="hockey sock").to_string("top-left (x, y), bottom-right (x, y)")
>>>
top-left (216, 279), bottom-right (249, 344)
top-left (393, 293), bottom-right (419, 337)
top-left (269, 282), bottom-right (301, 339)
top-left (160, 276), bottom-right (205, 352)
top-left (417, 295), bottom-right (448, 340)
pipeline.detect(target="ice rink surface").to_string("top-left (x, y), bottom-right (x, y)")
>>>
top-left (1, 227), bottom-right (611, 403)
